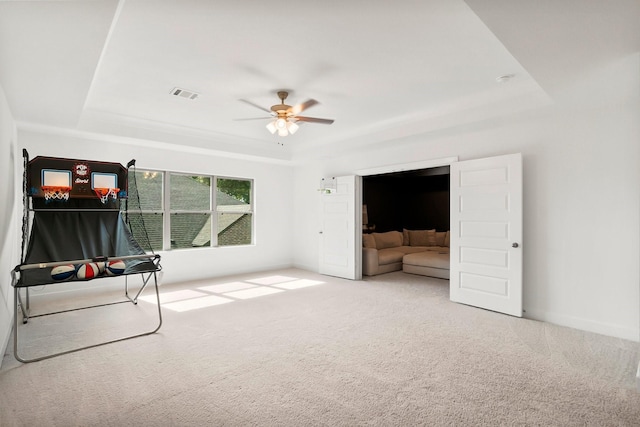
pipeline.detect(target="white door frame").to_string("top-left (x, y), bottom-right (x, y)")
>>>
top-left (355, 157), bottom-right (459, 178)
top-left (355, 156), bottom-right (459, 241)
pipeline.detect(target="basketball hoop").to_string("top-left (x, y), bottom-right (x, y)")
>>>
top-left (41, 186), bottom-right (71, 202)
top-left (94, 187), bottom-right (120, 204)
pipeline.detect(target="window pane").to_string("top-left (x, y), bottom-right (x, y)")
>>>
top-left (171, 174), bottom-right (211, 211)
top-left (217, 178), bottom-right (251, 209)
top-left (127, 171), bottom-right (163, 211)
top-left (126, 212), bottom-right (163, 252)
top-left (217, 213), bottom-right (252, 246)
top-left (171, 213), bottom-right (211, 249)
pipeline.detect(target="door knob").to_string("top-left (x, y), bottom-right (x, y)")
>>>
top-left (512, 242), bottom-right (519, 248)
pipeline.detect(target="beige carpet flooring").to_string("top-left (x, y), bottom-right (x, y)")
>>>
top-left (1, 268), bottom-right (639, 426)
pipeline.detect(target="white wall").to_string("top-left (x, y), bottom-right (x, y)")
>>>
top-left (0, 84), bottom-right (19, 365)
top-left (293, 54), bottom-right (640, 341)
top-left (19, 128), bottom-right (295, 287)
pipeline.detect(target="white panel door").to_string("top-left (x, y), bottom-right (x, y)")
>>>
top-left (319, 175), bottom-right (361, 280)
top-left (450, 153), bottom-right (523, 317)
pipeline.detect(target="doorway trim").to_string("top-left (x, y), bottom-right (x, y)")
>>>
top-left (355, 156), bottom-right (458, 177)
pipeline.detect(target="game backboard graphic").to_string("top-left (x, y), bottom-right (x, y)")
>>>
top-left (28, 156), bottom-right (127, 199)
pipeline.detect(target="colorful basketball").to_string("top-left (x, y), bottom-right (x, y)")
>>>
top-left (76, 262), bottom-right (100, 280)
top-left (96, 261), bottom-right (106, 274)
top-left (50, 264), bottom-right (76, 281)
top-left (105, 260), bottom-right (126, 276)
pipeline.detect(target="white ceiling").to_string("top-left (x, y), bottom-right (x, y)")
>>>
top-left (0, 0), bottom-right (637, 162)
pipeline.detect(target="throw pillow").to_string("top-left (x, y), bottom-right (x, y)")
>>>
top-left (402, 229), bottom-right (410, 246)
top-left (373, 231), bottom-right (403, 249)
top-left (408, 229), bottom-right (436, 246)
top-left (362, 234), bottom-right (376, 248)
top-left (426, 229), bottom-right (437, 246)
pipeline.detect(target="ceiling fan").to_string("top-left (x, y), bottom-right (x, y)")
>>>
top-left (237, 91), bottom-right (334, 137)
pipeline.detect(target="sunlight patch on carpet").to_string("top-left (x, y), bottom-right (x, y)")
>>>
top-left (198, 282), bottom-right (256, 293)
top-left (224, 287), bottom-right (284, 300)
top-left (139, 275), bottom-right (326, 312)
top-left (139, 289), bottom-right (206, 304)
top-left (272, 279), bottom-right (324, 290)
top-left (162, 295), bottom-right (233, 312)
top-left (246, 275), bottom-right (297, 285)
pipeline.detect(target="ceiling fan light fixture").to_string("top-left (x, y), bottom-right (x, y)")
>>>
top-left (275, 118), bottom-right (287, 130)
top-left (240, 90), bottom-right (334, 137)
top-left (266, 121), bottom-right (277, 134)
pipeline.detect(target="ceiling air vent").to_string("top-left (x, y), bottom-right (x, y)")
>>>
top-left (170, 87), bottom-right (199, 100)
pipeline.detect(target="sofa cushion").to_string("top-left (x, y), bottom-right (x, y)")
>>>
top-left (372, 231), bottom-right (403, 249)
top-left (435, 231), bottom-right (446, 247)
top-left (445, 230), bottom-right (450, 247)
top-left (403, 251), bottom-right (450, 269)
top-left (377, 249), bottom-right (405, 265)
top-left (408, 229), bottom-right (436, 246)
top-left (398, 246), bottom-right (430, 254)
top-left (424, 246), bottom-right (449, 253)
top-left (362, 234), bottom-right (376, 248)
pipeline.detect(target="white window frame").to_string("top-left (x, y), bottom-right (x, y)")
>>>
top-left (129, 169), bottom-right (253, 251)
top-left (214, 176), bottom-right (254, 248)
top-left (167, 172), bottom-right (214, 250)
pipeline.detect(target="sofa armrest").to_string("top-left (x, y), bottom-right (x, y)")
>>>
top-left (362, 247), bottom-right (379, 276)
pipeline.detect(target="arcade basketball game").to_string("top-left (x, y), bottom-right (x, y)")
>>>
top-left (11, 150), bottom-right (162, 362)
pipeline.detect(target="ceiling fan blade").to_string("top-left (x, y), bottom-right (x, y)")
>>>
top-left (294, 116), bottom-right (334, 125)
top-left (233, 117), bottom-right (272, 121)
top-left (291, 99), bottom-right (319, 115)
top-left (239, 99), bottom-right (272, 114)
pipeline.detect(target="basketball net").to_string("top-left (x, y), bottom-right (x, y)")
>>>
top-left (94, 187), bottom-right (120, 204)
top-left (42, 186), bottom-right (71, 202)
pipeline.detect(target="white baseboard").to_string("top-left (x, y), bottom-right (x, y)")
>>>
top-left (292, 261), bottom-right (317, 273)
top-left (0, 306), bottom-right (13, 370)
top-left (525, 308), bottom-right (639, 342)
top-left (0, 316), bottom-right (13, 369)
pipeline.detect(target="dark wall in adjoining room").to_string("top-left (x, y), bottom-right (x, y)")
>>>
top-left (363, 167), bottom-right (450, 233)
top-left (362, 177), bottom-right (400, 233)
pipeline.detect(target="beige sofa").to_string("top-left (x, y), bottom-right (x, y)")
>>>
top-left (362, 229), bottom-right (450, 279)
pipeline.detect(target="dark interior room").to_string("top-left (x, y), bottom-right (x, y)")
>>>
top-left (362, 166), bottom-right (450, 233)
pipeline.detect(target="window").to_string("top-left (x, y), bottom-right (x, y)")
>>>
top-left (170, 174), bottom-right (211, 249)
top-left (216, 178), bottom-right (252, 246)
top-left (125, 170), bottom-right (164, 252)
top-left (126, 169), bottom-right (253, 251)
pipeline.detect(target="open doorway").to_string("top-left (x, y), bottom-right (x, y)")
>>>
top-left (361, 166), bottom-right (451, 278)
top-left (342, 154), bottom-right (522, 317)
top-left (362, 166), bottom-right (450, 233)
